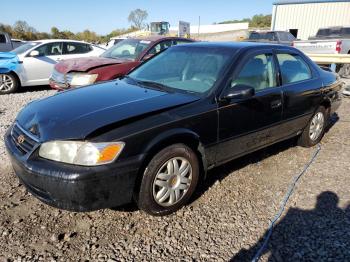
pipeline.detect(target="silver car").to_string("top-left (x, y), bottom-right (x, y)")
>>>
top-left (0, 39), bottom-right (106, 94)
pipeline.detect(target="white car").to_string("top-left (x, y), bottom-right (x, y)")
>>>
top-left (0, 39), bottom-right (106, 94)
top-left (105, 37), bottom-right (127, 49)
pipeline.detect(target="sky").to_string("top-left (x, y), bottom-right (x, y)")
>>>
top-left (1, 0), bottom-right (275, 35)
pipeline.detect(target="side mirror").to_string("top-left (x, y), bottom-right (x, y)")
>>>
top-left (29, 50), bottom-right (40, 57)
top-left (222, 84), bottom-right (255, 100)
top-left (142, 54), bottom-right (154, 61)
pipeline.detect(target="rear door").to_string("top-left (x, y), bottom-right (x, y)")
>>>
top-left (216, 49), bottom-right (283, 164)
top-left (274, 49), bottom-right (321, 137)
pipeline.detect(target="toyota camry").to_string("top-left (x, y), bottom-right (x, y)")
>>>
top-left (4, 42), bottom-right (343, 216)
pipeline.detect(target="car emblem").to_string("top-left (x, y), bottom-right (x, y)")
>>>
top-left (17, 135), bottom-right (25, 144)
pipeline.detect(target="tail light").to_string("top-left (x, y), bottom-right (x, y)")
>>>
top-left (336, 41), bottom-right (342, 53)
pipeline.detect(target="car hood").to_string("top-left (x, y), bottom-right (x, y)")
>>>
top-left (55, 57), bottom-right (127, 73)
top-left (0, 52), bottom-right (20, 73)
top-left (16, 79), bottom-right (199, 141)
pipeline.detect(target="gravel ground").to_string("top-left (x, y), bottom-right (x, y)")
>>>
top-left (0, 83), bottom-right (349, 261)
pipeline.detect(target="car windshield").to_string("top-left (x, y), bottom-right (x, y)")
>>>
top-left (101, 39), bottom-right (151, 60)
top-left (128, 46), bottom-right (233, 94)
top-left (12, 42), bottom-right (40, 55)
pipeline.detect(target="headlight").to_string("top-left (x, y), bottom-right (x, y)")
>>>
top-left (39, 141), bottom-right (125, 166)
top-left (69, 73), bottom-right (98, 86)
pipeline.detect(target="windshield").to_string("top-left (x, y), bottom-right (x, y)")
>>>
top-left (128, 46), bottom-right (233, 94)
top-left (12, 42), bottom-right (40, 55)
top-left (101, 39), bottom-right (151, 60)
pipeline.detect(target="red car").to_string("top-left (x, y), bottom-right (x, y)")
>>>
top-left (50, 36), bottom-right (194, 90)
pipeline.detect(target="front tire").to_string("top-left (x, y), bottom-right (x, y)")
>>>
top-left (298, 106), bottom-right (327, 147)
top-left (0, 73), bottom-right (19, 94)
top-left (136, 144), bottom-right (199, 216)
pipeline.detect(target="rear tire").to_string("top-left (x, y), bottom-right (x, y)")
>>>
top-left (136, 144), bottom-right (199, 216)
top-left (0, 73), bottom-right (19, 94)
top-left (298, 106), bottom-right (327, 147)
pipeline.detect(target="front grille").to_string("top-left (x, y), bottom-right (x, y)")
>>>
top-left (11, 123), bottom-right (39, 155)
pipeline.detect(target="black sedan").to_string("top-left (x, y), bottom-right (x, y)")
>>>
top-left (4, 42), bottom-right (343, 216)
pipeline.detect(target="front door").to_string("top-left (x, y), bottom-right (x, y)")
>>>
top-left (216, 50), bottom-right (283, 164)
top-left (22, 42), bottom-right (63, 86)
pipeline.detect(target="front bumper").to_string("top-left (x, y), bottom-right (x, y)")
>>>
top-left (4, 129), bottom-right (142, 212)
top-left (49, 78), bottom-right (69, 91)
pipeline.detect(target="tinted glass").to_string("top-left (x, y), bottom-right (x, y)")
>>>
top-left (249, 32), bottom-right (276, 41)
top-left (287, 33), bottom-right (296, 41)
top-left (277, 53), bottom-right (312, 84)
top-left (12, 42), bottom-right (40, 54)
top-left (129, 47), bottom-right (233, 94)
top-left (279, 32), bottom-right (289, 41)
top-left (147, 40), bottom-right (173, 55)
top-left (0, 34), bottom-right (6, 43)
top-left (101, 39), bottom-right (151, 60)
top-left (35, 42), bottom-right (62, 56)
top-left (231, 54), bottom-right (276, 91)
top-left (64, 42), bottom-right (91, 54)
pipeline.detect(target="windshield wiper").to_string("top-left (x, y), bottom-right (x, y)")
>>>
top-left (131, 78), bottom-right (174, 92)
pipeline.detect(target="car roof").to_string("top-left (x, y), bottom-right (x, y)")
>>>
top-left (175, 41), bottom-right (293, 50)
top-left (31, 39), bottom-right (90, 44)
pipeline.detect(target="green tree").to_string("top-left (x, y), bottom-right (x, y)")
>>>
top-left (128, 9), bottom-right (148, 29)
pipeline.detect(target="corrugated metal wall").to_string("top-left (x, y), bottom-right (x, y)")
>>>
top-left (272, 2), bottom-right (350, 39)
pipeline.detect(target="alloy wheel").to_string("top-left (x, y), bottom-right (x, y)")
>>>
top-left (152, 157), bottom-right (192, 207)
top-left (0, 74), bottom-right (14, 92)
top-left (309, 112), bottom-right (325, 141)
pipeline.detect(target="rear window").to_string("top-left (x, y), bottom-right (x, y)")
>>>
top-left (249, 32), bottom-right (276, 41)
top-left (276, 53), bottom-right (312, 84)
top-left (316, 27), bottom-right (350, 38)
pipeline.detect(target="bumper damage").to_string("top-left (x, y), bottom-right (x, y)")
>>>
top-left (4, 129), bottom-right (141, 212)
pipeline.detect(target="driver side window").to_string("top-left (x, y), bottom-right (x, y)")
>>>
top-left (231, 54), bottom-right (277, 92)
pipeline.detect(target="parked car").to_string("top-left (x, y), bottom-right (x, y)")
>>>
top-left (293, 26), bottom-right (350, 78)
top-left (0, 39), bottom-right (106, 94)
top-left (105, 37), bottom-right (127, 49)
top-left (247, 31), bottom-right (296, 46)
top-left (0, 32), bottom-right (25, 52)
top-left (49, 36), bottom-right (194, 90)
top-left (5, 42), bottom-right (342, 216)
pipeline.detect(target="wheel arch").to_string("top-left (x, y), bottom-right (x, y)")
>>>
top-left (320, 97), bottom-right (332, 118)
top-left (9, 70), bottom-right (22, 87)
top-left (133, 129), bottom-right (207, 195)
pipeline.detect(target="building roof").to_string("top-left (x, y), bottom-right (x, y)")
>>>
top-left (274, 0), bottom-right (350, 5)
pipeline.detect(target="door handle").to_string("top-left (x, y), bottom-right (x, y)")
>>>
top-left (271, 100), bottom-right (282, 109)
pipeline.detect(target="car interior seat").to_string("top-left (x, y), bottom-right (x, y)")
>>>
top-left (232, 58), bottom-right (268, 90)
top-left (281, 60), bottom-right (309, 83)
top-left (191, 55), bottom-right (220, 88)
top-left (51, 47), bottom-right (61, 55)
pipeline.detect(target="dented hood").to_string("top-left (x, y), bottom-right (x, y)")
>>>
top-left (16, 79), bottom-right (199, 141)
top-left (55, 57), bottom-right (127, 73)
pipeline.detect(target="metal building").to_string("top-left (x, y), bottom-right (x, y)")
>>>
top-left (271, 0), bottom-right (350, 40)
